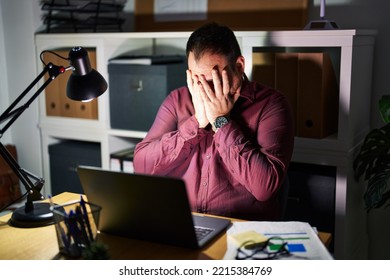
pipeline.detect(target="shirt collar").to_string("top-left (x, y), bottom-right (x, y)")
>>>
top-left (238, 73), bottom-right (255, 103)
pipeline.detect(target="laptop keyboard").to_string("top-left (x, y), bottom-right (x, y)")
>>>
top-left (194, 226), bottom-right (215, 241)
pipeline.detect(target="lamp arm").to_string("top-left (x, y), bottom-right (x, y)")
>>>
top-left (0, 63), bottom-right (67, 134)
top-left (0, 62), bottom-right (68, 212)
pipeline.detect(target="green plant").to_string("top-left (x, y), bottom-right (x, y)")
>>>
top-left (353, 95), bottom-right (390, 211)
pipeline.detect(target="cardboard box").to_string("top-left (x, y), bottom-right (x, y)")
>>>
top-left (135, 0), bottom-right (309, 31)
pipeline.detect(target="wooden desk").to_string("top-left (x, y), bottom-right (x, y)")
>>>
top-left (0, 192), bottom-right (332, 260)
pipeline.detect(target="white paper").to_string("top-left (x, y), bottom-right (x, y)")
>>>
top-left (110, 158), bottom-right (121, 171)
top-left (122, 160), bottom-right (134, 173)
top-left (223, 221), bottom-right (334, 260)
top-left (154, 0), bottom-right (208, 22)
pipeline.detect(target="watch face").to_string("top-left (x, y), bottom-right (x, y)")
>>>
top-left (215, 116), bottom-right (229, 128)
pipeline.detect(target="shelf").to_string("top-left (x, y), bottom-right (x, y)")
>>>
top-left (109, 129), bottom-right (147, 139)
top-left (35, 30), bottom-right (376, 260)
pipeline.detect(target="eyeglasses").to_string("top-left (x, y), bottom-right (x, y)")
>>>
top-left (235, 237), bottom-right (291, 260)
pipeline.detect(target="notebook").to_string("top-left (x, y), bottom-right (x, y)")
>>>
top-left (77, 165), bottom-right (231, 248)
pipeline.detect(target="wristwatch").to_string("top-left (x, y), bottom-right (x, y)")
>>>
top-left (213, 115), bottom-right (231, 131)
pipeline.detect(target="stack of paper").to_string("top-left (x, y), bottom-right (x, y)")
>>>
top-left (224, 221), bottom-right (333, 260)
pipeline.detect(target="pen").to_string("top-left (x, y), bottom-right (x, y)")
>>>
top-left (80, 195), bottom-right (94, 241)
top-left (76, 205), bottom-right (90, 247)
top-left (48, 195), bottom-right (70, 250)
top-left (68, 210), bottom-right (82, 254)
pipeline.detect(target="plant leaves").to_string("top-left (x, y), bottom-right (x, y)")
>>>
top-left (379, 95), bottom-right (390, 123)
top-left (364, 155), bottom-right (390, 211)
top-left (353, 123), bottom-right (390, 211)
top-left (354, 123), bottom-right (390, 180)
top-left (353, 96), bottom-right (390, 211)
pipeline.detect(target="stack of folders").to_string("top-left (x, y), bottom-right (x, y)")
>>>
top-left (110, 147), bottom-right (134, 173)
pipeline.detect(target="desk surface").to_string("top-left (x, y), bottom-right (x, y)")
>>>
top-left (0, 192), bottom-right (332, 260)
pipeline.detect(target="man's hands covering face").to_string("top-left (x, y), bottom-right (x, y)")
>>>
top-left (186, 68), bottom-right (240, 129)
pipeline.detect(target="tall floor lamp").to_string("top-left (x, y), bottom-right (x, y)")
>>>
top-left (0, 47), bottom-right (108, 228)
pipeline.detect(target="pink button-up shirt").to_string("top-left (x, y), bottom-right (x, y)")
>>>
top-left (134, 78), bottom-right (294, 220)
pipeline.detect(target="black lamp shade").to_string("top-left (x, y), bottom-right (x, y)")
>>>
top-left (66, 47), bottom-right (108, 101)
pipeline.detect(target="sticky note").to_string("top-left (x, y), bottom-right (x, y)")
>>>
top-left (230, 231), bottom-right (268, 248)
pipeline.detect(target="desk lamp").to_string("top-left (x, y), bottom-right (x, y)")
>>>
top-left (0, 47), bottom-right (108, 228)
top-left (304, 0), bottom-right (339, 30)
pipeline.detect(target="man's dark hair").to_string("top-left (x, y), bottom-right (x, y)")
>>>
top-left (186, 22), bottom-right (242, 68)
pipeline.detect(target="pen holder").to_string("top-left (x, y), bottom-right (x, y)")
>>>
top-left (52, 199), bottom-right (102, 258)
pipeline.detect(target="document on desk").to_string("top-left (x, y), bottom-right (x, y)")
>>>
top-left (223, 221), bottom-right (334, 260)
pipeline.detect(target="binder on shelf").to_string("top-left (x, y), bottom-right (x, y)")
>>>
top-left (110, 147), bottom-right (135, 173)
top-left (275, 53), bottom-right (299, 135)
top-left (45, 81), bottom-right (62, 116)
top-left (251, 52), bottom-right (275, 88)
top-left (297, 52), bottom-right (339, 139)
top-left (251, 51), bottom-right (339, 139)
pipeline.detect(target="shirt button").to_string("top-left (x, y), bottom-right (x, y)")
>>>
top-left (202, 181), bottom-right (207, 187)
top-left (206, 155), bottom-right (211, 160)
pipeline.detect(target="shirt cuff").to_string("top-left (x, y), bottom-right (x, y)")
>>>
top-left (179, 116), bottom-right (207, 142)
top-left (214, 122), bottom-right (238, 151)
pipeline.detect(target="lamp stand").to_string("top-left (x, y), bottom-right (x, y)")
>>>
top-left (9, 202), bottom-right (54, 227)
top-left (1, 47), bottom-right (107, 227)
top-left (0, 63), bottom-right (68, 228)
top-left (304, 0), bottom-right (339, 30)
top-left (304, 20), bottom-right (339, 30)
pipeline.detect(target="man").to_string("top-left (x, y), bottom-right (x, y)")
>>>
top-left (133, 22), bottom-right (294, 221)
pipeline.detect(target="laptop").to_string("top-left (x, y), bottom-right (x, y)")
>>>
top-left (77, 165), bottom-right (231, 249)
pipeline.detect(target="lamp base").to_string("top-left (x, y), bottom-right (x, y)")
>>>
top-left (304, 20), bottom-right (339, 30)
top-left (9, 202), bottom-right (58, 228)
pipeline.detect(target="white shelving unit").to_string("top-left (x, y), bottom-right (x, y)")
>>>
top-left (35, 30), bottom-right (376, 259)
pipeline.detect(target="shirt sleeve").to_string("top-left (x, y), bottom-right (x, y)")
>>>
top-left (214, 91), bottom-right (295, 202)
top-left (133, 89), bottom-right (207, 175)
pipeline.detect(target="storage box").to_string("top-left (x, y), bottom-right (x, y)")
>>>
top-left (49, 140), bottom-right (101, 195)
top-left (135, 0), bottom-right (309, 31)
top-left (108, 61), bottom-right (187, 131)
